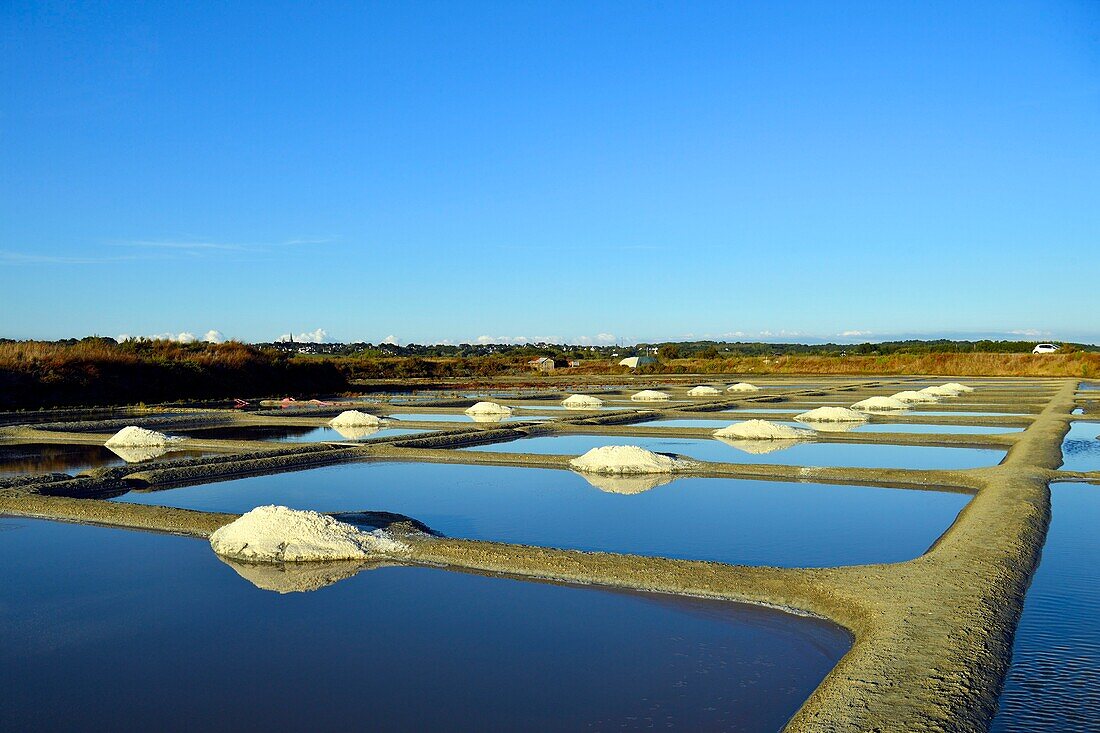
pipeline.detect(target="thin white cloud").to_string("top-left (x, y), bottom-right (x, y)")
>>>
top-left (1009, 329), bottom-right (1048, 337)
top-left (840, 330), bottom-right (872, 338)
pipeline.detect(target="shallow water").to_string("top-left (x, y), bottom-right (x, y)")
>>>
top-left (1058, 421), bottom-right (1100, 472)
top-left (0, 518), bottom-right (850, 732)
top-left (463, 434), bottom-right (1004, 470)
top-left (387, 412), bottom-right (554, 423)
top-left (1079, 382), bottom-right (1099, 391)
top-left (642, 418), bottom-right (1023, 434)
top-left (0, 443), bottom-right (217, 477)
top-left (174, 425), bottom-right (427, 442)
top-left (991, 482), bottom-right (1100, 731)
top-left (115, 462), bottom-right (970, 567)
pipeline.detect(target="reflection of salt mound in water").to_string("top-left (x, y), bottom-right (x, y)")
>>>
top-left (106, 444), bottom-right (169, 463)
top-left (217, 555), bottom-right (378, 593)
top-left (468, 412), bottom-right (507, 423)
top-left (688, 385), bottom-right (720, 396)
top-left (713, 419), bottom-right (813, 440)
top-left (851, 396), bottom-right (909, 411)
top-left (105, 425), bottom-right (173, 447)
top-left (569, 445), bottom-right (681, 474)
top-left (209, 505), bottom-right (407, 562)
top-left (727, 382), bottom-right (761, 392)
top-left (805, 420), bottom-right (860, 433)
top-left (631, 390), bottom-right (671, 402)
top-left (330, 424), bottom-right (381, 440)
top-left (794, 406), bottom-right (868, 423)
top-left (562, 394), bottom-right (605, 409)
top-left (919, 384), bottom-right (969, 397)
top-left (716, 436), bottom-right (803, 455)
top-left (890, 390), bottom-right (939, 404)
top-left (329, 410), bottom-right (382, 427)
top-left (464, 401), bottom-right (513, 416)
top-left (579, 472), bottom-right (675, 494)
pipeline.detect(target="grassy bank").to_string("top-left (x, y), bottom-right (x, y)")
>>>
top-left (0, 340), bottom-right (348, 410)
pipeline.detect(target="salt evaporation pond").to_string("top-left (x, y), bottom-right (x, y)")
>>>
top-left (114, 462), bottom-right (970, 567)
top-left (990, 483), bottom-right (1100, 732)
top-left (387, 412), bottom-right (555, 423)
top-left (174, 425), bottom-right (427, 442)
top-left (1058, 421), bottom-right (1100, 472)
top-left (641, 418), bottom-right (1023, 434)
top-left (463, 434), bottom-right (1004, 470)
top-left (0, 443), bottom-right (217, 478)
top-left (0, 518), bottom-right (849, 731)
top-left (1079, 382), bottom-right (1100, 391)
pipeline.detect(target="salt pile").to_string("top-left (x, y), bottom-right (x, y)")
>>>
top-left (794, 406), bottom-right (868, 423)
top-left (464, 401), bottom-right (513, 416)
top-left (579, 472), bottom-right (674, 495)
top-left (209, 505), bottom-right (407, 562)
top-left (562, 394), bottom-right (605, 409)
top-left (688, 385), bottom-right (721, 396)
top-left (329, 410), bottom-right (383, 427)
top-left (105, 425), bottom-right (173, 447)
top-left (727, 382), bottom-right (761, 392)
top-left (330, 424), bottom-right (381, 441)
top-left (630, 390), bottom-right (671, 402)
top-left (851, 396), bottom-right (910, 411)
top-left (890, 390), bottom-right (940, 404)
top-left (715, 437), bottom-right (802, 455)
top-left (468, 413), bottom-right (507, 423)
top-left (712, 419), bottom-right (813, 441)
top-left (921, 383), bottom-right (974, 396)
top-left (569, 445), bottom-right (681, 474)
top-left (105, 445), bottom-right (169, 463)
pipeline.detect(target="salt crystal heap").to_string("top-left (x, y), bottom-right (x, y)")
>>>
top-left (329, 410), bottom-right (383, 427)
top-left (794, 406), bottom-right (868, 424)
top-left (688, 385), bottom-right (721, 396)
top-left (851, 396), bottom-right (910, 411)
top-left (920, 383), bottom-right (974, 396)
top-left (561, 394), bottom-right (605, 409)
top-left (630, 390), bottom-right (671, 402)
top-left (209, 505), bottom-right (407, 562)
top-left (727, 383), bottom-right (761, 392)
top-left (569, 445), bottom-right (683, 474)
top-left (713, 419), bottom-right (813, 441)
top-left (105, 425), bottom-right (173, 447)
top-left (890, 390), bottom-right (940, 404)
top-left (464, 401), bottom-right (513, 416)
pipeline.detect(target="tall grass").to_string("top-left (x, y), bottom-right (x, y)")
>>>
top-left (0, 340), bottom-right (347, 409)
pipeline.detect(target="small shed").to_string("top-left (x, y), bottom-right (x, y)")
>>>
top-left (618, 356), bottom-right (657, 369)
top-left (528, 357), bottom-right (557, 372)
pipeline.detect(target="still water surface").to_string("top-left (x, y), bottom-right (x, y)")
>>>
top-left (991, 482), bottom-right (1100, 731)
top-left (462, 434), bottom-right (1004, 470)
top-left (1058, 421), bottom-right (1100, 472)
top-left (115, 462), bottom-right (969, 567)
top-left (0, 518), bottom-right (850, 731)
top-left (0, 443), bottom-right (217, 477)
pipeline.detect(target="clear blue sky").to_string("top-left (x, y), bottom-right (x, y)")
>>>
top-left (2, 1), bottom-right (1098, 345)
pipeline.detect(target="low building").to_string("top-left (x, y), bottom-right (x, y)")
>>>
top-left (528, 356), bottom-right (557, 372)
top-left (618, 356), bottom-right (656, 369)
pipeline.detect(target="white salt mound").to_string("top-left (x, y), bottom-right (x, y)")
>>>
top-left (464, 401), bottom-right (513, 415)
top-left (942, 382), bottom-right (975, 393)
top-left (851, 396), bottom-right (910, 411)
top-left (712, 419), bottom-right (813, 441)
top-left (209, 505), bottom-right (407, 562)
top-left (105, 425), bottom-right (172, 447)
top-left (468, 412), bottom-right (507, 423)
top-left (794, 406), bottom-right (868, 423)
top-left (631, 390), bottom-right (671, 402)
top-left (562, 394), bottom-right (605, 409)
top-left (329, 410), bottom-right (382, 427)
top-left (569, 445), bottom-right (680, 474)
top-left (688, 385), bottom-right (721, 396)
top-left (919, 385), bottom-right (962, 397)
top-left (727, 382), bottom-right (761, 392)
top-left (890, 390), bottom-right (940, 404)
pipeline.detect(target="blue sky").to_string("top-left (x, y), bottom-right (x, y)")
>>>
top-left (2, 1), bottom-right (1098, 345)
